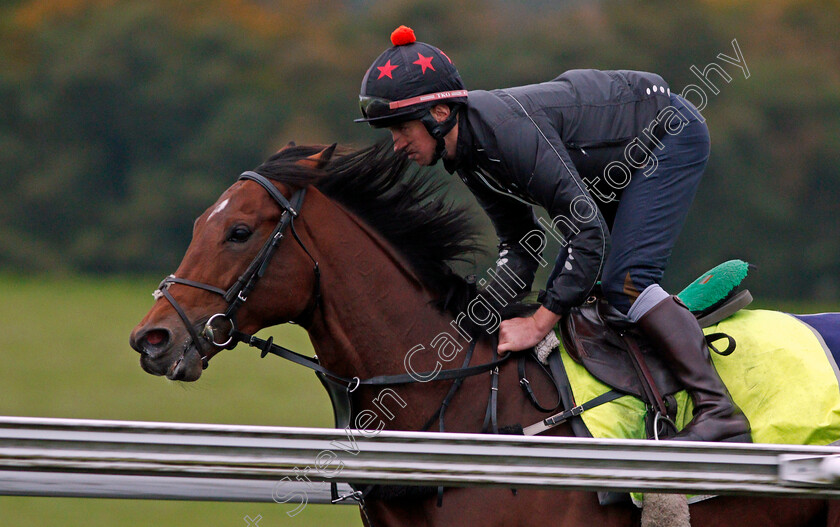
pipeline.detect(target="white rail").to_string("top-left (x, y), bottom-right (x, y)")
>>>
top-left (2, 416), bottom-right (840, 503)
top-left (0, 470), bottom-right (349, 504)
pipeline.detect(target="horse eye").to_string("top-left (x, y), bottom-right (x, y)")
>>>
top-left (226, 225), bottom-right (253, 243)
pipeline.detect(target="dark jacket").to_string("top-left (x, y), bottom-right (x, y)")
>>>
top-left (444, 69), bottom-right (672, 314)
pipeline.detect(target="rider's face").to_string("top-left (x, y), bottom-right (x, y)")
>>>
top-left (389, 119), bottom-right (437, 166)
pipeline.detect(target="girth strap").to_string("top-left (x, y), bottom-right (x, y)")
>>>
top-left (537, 389), bottom-right (624, 430)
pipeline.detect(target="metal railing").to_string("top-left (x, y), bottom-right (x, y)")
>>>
top-left (3, 415), bottom-right (840, 503)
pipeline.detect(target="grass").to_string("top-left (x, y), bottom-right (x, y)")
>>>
top-left (1, 275), bottom-right (836, 526)
top-left (0, 275), bottom-right (362, 526)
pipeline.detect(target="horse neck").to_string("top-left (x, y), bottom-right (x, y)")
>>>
top-left (296, 190), bottom-right (575, 438)
top-left (301, 191), bottom-right (463, 382)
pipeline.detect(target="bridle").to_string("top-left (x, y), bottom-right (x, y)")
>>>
top-left (154, 171), bottom-right (320, 369)
top-left (151, 167), bottom-right (529, 508)
top-left (155, 167), bottom-right (515, 401)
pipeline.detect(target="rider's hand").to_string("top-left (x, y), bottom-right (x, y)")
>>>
top-left (498, 306), bottom-right (562, 353)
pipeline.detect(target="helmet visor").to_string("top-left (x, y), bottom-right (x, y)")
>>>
top-left (359, 96), bottom-right (394, 120)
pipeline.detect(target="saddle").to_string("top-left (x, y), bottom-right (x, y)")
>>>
top-left (558, 288), bottom-right (751, 435)
top-left (562, 295), bottom-right (681, 401)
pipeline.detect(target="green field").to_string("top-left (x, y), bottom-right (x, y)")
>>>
top-left (0, 275), bottom-right (361, 526)
top-left (1, 275), bottom-right (836, 527)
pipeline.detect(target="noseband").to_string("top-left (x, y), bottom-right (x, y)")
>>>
top-left (154, 171), bottom-right (320, 368)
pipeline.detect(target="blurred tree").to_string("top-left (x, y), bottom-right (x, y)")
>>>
top-left (0, 0), bottom-right (837, 301)
top-left (1, 1), bottom-right (297, 272)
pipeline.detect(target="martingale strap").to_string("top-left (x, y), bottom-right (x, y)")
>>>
top-left (419, 339), bottom-right (479, 432)
top-left (517, 354), bottom-right (563, 413)
top-left (481, 334), bottom-right (502, 435)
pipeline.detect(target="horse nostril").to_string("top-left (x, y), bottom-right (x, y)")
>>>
top-left (134, 329), bottom-right (171, 355)
top-left (145, 330), bottom-right (167, 346)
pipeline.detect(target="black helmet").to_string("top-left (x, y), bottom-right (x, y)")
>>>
top-left (356, 25), bottom-right (467, 129)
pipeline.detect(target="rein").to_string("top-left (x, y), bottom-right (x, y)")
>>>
top-left (235, 328), bottom-right (509, 391)
top-left (150, 165), bottom-right (559, 514)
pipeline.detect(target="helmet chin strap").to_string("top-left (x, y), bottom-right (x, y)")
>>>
top-left (420, 107), bottom-right (460, 166)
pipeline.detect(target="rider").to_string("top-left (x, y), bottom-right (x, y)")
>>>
top-left (355, 26), bottom-right (750, 443)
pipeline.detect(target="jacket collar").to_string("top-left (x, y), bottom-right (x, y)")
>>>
top-left (442, 109), bottom-right (475, 174)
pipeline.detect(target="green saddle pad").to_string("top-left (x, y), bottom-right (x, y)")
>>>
top-left (678, 259), bottom-right (751, 314)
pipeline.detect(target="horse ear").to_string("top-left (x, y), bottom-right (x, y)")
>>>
top-left (275, 141), bottom-right (296, 154)
top-left (300, 143), bottom-right (338, 169)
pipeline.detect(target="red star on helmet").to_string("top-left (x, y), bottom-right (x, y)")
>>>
top-left (377, 60), bottom-right (399, 80)
top-left (413, 53), bottom-right (435, 74)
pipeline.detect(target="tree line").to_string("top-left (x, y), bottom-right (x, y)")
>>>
top-left (1, 0), bottom-right (838, 301)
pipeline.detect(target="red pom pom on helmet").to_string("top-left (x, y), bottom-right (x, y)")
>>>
top-left (390, 25), bottom-right (416, 46)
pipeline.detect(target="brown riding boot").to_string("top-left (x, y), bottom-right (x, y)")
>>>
top-left (638, 296), bottom-right (751, 442)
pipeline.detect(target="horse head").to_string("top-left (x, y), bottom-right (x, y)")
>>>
top-left (129, 144), bottom-right (336, 381)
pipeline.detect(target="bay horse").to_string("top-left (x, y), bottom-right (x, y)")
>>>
top-left (130, 142), bottom-right (840, 526)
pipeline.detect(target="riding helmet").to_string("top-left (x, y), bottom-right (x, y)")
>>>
top-left (356, 25), bottom-right (467, 129)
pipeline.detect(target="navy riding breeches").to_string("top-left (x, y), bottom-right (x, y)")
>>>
top-left (547, 93), bottom-right (710, 315)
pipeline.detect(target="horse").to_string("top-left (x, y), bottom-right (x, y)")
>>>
top-left (130, 141), bottom-right (840, 526)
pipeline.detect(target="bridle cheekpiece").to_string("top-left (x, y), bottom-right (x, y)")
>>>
top-left (153, 171), bottom-right (320, 369)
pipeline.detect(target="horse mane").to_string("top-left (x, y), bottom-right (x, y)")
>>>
top-left (253, 141), bottom-right (484, 314)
